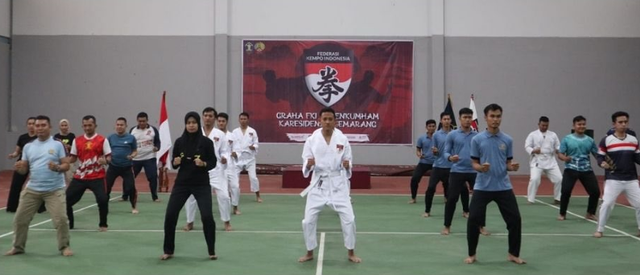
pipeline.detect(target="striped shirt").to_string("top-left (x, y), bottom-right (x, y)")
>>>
top-left (597, 134), bottom-right (640, 181)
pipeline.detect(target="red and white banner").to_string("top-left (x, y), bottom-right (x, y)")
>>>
top-left (469, 94), bottom-right (479, 132)
top-left (156, 91), bottom-right (172, 168)
top-left (242, 40), bottom-right (413, 144)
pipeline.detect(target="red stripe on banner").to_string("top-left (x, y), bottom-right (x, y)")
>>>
top-left (304, 63), bottom-right (353, 81)
top-left (159, 91), bottom-right (169, 166)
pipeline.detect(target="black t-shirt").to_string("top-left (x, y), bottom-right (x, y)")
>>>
top-left (16, 133), bottom-right (37, 161)
top-left (54, 133), bottom-right (76, 154)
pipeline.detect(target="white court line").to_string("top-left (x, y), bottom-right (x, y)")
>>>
top-left (535, 198), bottom-right (640, 241)
top-left (0, 197), bottom-right (120, 239)
top-left (530, 195), bottom-right (635, 210)
top-left (316, 232), bottom-right (326, 275)
top-left (27, 228), bottom-right (626, 237)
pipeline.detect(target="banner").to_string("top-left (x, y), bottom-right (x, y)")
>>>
top-left (156, 91), bottom-right (172, 168)
top-left (242, 40), bottom-right (413, 144)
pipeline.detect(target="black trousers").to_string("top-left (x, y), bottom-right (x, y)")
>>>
top-left (163, 184), bottom-right (216, 256)
top-left (130, 158), bottom-right (159, 201)
top-left (410, 163), bottom-right (433, 199)
top-left (559, 169), bottom-right (600, 216)
top-left (106, 165), bottom-right (137, 209)
top-left (66, 178), bottom-right (109, 229)
top-left (6, 171), bottom-right (46, 213)
top-left (467, 190), bottom-right (521, 257)
top-left (443, 172), bottom-right (475, 227)
top-left (424, 167), bottom-right (450, 213)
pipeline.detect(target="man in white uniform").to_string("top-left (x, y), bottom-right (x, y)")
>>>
top-left (524, 116), bottom-right (562, 204)
top-left (232, 112), bottom-right (261, 203)
top-left (298, 107), bottom-right (361, 263)
top-left (217, 112), bottom-right (241, 215)
top-left (183, 107), bottom-right (232, 231)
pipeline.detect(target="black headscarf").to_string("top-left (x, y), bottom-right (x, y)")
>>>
top-left (181, 111), bottom-right (203, 157)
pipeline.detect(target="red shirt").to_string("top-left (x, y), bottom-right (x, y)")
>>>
top-left (70, 134), bottom-right (112, 180)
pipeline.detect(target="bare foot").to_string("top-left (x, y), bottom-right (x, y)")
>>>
top-left (209, 255), bottom-right (218, 260)
top-left (233, 209), bottom-right (242, 215)
top-left (593, 231), bottom-right (603, 238)
top-left (61, 247), bottom-right (74, 256)
top-left (224, 221), bottom-right (232, 231)
top-left (160, 254), bottom-right (173, 260)
top-left (527, 201), bottom-right (534, 204)
top-left (118, 198), bottom-right (126, 202)
top-left (441, 227), bottom-right (450, 235)
top-left (4, 248), bottom-right (24, 256)
top-left (462, 212), bottom-right (469, 218)
top-left (507, 254), bottom-right (526, 264)
top-left (348, 250), bottom-right (361, 263)
top-left (256, 197), bottom-right (263, 203)
top-left (422, 212), bottom-right (431, 218)
top-left (464, 255), bottom-right (477, 264)
top-left (443, 197), bottom-right (448, 203)
top-left (553, 200), bottom-right (560, 205)
top-left (585, 213), bottom-right (597, 221)
top-left (348, 255), bottom-right (362, 263)
top-left (480, 227), bottom-right (491, 236)
top-left (298, 251), bottom-right (314, 262)
top-left (408, 199), bottom-right (416, 204)
top-left (557, 215), bottom-right (566, 221)
top-left (132, 209), bottom-right (139, 214)
top-left (183, 222), bottom-right (194, 232)
top-left (98, 227), bottom-right (108, 232)
top-left (154, 199), bottom-right (162, 203)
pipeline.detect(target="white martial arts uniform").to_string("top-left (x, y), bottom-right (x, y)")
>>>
top-left (232, 126), bottom-right (260, 192)
top-left (301, 128), bottom-right (356, 251)
top-left (525, 129), bottom-right (563, 202)
top-left (224, 130), bottom-right (241, 207)
top-left (185, 127), bottom-right (231, 223)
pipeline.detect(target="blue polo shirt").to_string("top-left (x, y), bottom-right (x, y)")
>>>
top-left (559, 134), bottom-right (598, 172)
top-left (107, 133), bottom-right (137, 167)
top-left (432, 129), bottom-right (452, 168)
top-left (470, 130), bottom-right (513, 191)
top-left (22, 136), bottom-right (66, 192)
top-left (416, 133), bottom-right (435, 164)
top-left (444, 129), bottom-right (477, 173)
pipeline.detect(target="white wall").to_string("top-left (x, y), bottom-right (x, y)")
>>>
top-left (0, 0), bottom-right (10, 37)
top-left (229, 0), bottom-right (432, 36)
top-left (12, 0), bottom-right (640, 37)
top-left (12, 0), bottom-right (215, 35)
top-left (445, 0), bottom-right (640, 37)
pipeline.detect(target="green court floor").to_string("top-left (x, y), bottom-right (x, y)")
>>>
top-left (0, 193), bottom-right (638, 275)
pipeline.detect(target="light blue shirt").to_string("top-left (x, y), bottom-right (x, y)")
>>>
top-left (22, 136), bottom-right (66, 192)
top-left (433, 129), bottom-right (452, 168)
top-left (416, 133), bottom-right (435, 164)
top-left (471, 131), bottom-right (513, 191)
top-left (559, 134), bottom-right (598, 172)
top-left (444, 129), bottom-right (478, 173)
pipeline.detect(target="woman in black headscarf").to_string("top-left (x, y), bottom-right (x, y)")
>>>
top-left (161, 111), bottom-right (217, 260)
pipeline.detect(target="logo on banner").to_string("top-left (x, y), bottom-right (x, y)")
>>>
top-left (303, 45), bottom-right (354, 107)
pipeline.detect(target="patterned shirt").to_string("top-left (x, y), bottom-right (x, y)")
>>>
top-left (559, 134), bottom-right (598, 172)
top-left (597, 134), bottom-right (640, 181)
top-left (70, 134), bottom-right (112, 180)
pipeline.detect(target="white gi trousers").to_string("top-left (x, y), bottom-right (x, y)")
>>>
top-left (527, 166), bottom-right (563, 202)
top-left (596, 179), bottom-right (640, 232)
top-left (237, 157), bottom-right (259, 193)
top-left (302, 174), bottom-right (356, 251)
top-left (225, 164), bottom-right (240, 206)
top-left (185, 167), bottom-right (231, 223)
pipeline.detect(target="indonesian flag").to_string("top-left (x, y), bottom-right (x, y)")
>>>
top-left (156, 91), bottom-right (172, 168)
top-left (469, 94), bottom-right (479, 131)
